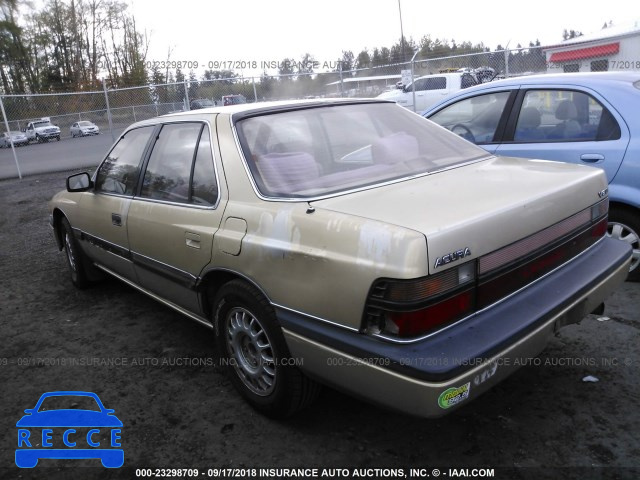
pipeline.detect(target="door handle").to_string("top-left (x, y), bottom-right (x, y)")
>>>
top-left (185, 232), bottom-right (201, 249)
top-left (111, 213), bottom-right (122, 226)
top-left (580, 153), bottom-right (605, 163)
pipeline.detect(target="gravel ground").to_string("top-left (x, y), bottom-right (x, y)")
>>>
top-left (1, 170), bottom-right (639, 480)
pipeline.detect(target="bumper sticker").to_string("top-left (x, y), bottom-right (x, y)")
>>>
top-left (438, 382), bottom-right (471, 409)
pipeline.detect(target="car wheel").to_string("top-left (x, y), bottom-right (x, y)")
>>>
top-left (56, 136), bottom-right (60, 141)
top-left (213, 280), bottom-right (320, 417)
top-left (607, 207), bottom-right (640, 282)
top-left (35, 134), bottom-right (41, 143)
top-left (61, 217), bottom-right (91, 288)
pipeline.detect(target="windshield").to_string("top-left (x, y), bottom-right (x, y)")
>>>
top-left (78, 121), bottom-right (93, 126)
top-left (235, 102), bottom-right (489, 199)
top-left (35, 121), bottom-right (53, 127)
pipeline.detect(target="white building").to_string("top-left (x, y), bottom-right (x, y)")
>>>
top-left (544, 21), bottom-right (640, 73)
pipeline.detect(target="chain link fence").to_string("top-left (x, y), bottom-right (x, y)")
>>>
top-left (2, 45), bottom-right (638, 179)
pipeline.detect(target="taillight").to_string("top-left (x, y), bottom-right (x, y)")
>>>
top-left (477, 215), bottom-right (608, 309)
top-left (386, 289), bottom-right (474, 337)
top-left (363, 199), bottom-right (608, 340)
top-left (364, 262), bottom-right (476, 338)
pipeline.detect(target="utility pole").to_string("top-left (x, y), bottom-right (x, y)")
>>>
top-left (398, 0), bottom-right (405, 62)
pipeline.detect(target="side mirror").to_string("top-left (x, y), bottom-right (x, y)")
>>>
top-left (67, 172), bottom-right (93, 192)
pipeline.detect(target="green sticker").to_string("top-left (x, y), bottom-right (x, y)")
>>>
top-left (438, 382), bottom-right (471, 409)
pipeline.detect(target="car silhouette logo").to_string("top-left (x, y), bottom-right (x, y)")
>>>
top-left (16, 391), bottom-right (123, 468)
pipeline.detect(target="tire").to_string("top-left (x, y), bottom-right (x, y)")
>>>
top-left (607, 207), bottom-right (640, 282)
top-left (35, 134), bottom-right (41, 143)
top-left (212, 280), bottom-right (320, 417)
top-left (56, 135), bottom-right (60, 141)
top-left (61, 217), bottom-right (91, 288)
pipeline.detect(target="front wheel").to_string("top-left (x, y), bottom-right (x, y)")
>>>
top-left (607, 207), bottom-right (640, 282)
top-left (212, 280), bottom-right (320, 417)
top-left (61, 217), bottom-right (91, 288)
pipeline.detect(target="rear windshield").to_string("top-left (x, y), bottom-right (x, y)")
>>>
top-left (235, 102), bottom-right (489, 199)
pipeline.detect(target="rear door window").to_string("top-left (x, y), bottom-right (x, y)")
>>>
top-left (140, 123), bottom-right (218, 206)
top-left (512, 90), bottom-right (621, 142)
top-left (191, 126), bottom-right (218, 206)
top-left (141, 123), bottom-right (200, 203)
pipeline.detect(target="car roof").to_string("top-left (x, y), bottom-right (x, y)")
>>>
top-left (462, 71), bottom-right (640, 90)
top-left (130, 98), bottom-right (393, 128)
top-left (423, 71), bottom-right (640, 116)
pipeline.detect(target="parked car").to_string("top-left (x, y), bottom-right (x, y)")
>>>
top-left (25, 117), bottom-right (60, 142)
top-left (70, 121), bottom-right (100, 137)
top-left (15, 391), bottom-right (123, 468)
top-left (0, 131), bottom-right (29, 147)
top-left (377, 69), bottom-right (495, 112)
top-left (424, 72), bottom-right (640, 280)
top-left (49, 99), bottom-right (630, 418)
top-left (222, 94), bottom-right (246, 106)
top-left (190, 98), bottom-right (215, 110)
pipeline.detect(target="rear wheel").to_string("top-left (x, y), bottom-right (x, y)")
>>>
top-left (212, 280), bottom-right (320, 417)
top-left (61, 217), bottom-right (90, 288)
top-left (607, 207), bottom-right (640, 282)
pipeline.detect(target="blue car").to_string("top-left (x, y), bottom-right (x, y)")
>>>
top-left (423, 72), bottom-right (640, 280)
top-left (16, 391), bottom-right (123, 468)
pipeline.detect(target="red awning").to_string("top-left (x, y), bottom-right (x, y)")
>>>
top-left (549, 42), bottom-right (620, 62)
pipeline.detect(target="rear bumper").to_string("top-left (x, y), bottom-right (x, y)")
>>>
top-left (281, 237), bottom-right (631, 417)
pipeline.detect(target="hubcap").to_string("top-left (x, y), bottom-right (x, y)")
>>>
top-left (64, 233), bottom-right (77, 272)
top-left (607, 222), bottom-right (640, 273)
top-left (226, 307), bottom-right (276, 396)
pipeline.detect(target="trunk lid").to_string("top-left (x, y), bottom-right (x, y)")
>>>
top-left (314, 156), bottom-right (608, 274)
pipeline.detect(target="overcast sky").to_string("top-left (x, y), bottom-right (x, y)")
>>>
top-left (129, 0), bottom-right (634, 74)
